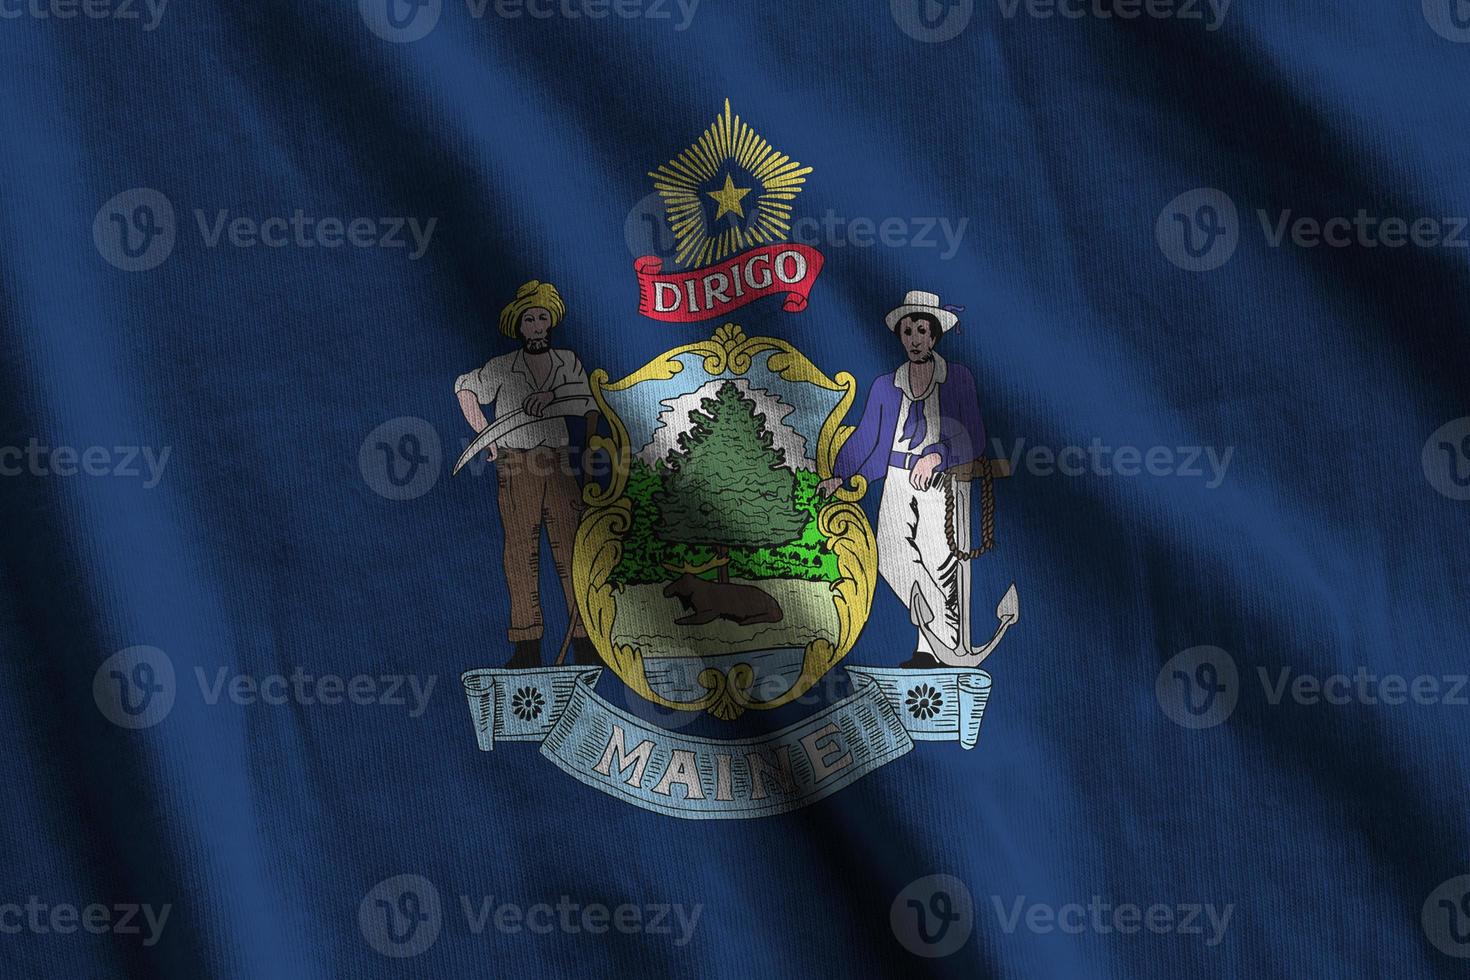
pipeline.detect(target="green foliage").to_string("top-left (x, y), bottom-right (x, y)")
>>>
top-left (609, 385), bottom-right (839, 585)
top-left (614, 457), bottom-right (671, 585)
top-left (653, 382), bottom-right (808, 550)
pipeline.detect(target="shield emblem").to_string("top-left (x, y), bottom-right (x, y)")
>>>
top-left (574, 323), bottom-right (877, 719)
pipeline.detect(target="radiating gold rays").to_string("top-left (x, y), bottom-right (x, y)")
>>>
top-left (648, 100), bottom-right (813, 269)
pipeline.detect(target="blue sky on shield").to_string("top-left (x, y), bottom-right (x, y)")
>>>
top-left (602, 350), bottom-right (846, 464)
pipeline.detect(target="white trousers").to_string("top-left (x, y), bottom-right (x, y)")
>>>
top-left (876, 467), bottom-right (971, 655)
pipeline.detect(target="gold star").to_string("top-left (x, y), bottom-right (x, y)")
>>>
top-left (706, 172), bottom-right (751, 222)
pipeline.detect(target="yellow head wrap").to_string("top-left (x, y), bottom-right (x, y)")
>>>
top-left (498, 280), bottom-right (565, 338)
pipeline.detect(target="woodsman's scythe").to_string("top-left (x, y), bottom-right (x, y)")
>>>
top-left (451, 390), bottom-right (601, 665)
top-left (451, 387), bottom-right (598, 476)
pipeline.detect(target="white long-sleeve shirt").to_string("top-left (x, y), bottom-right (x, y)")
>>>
top-left (454, 348), bottom-right (592, 450)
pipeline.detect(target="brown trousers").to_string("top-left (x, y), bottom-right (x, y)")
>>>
top-left (495, 447), bottom-right (586, 643)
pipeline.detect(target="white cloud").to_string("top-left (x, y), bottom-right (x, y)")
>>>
top-left (637, 379), bottom-right (812, 471)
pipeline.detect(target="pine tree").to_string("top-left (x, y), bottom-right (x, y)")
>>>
top-left (654, 381), bottom-right (807, 583)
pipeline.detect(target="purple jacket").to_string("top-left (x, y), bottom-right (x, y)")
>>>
top-left (833, 355), bottom-right (986, 483)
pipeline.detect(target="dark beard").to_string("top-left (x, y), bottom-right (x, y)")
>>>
top-left (522, 338), bottom-right (550, 354)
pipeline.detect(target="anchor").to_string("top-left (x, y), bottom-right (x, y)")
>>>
top-left (911, 581), bottom-right (1019, 666)
top-left (908, 457), bottom-right (1020, 666)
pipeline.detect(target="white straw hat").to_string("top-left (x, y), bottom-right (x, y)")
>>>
top-left (884, 290), bottom-right (961, 333)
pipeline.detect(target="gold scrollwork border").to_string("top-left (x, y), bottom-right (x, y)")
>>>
top-left (573, 323), bottom-right (876, 719)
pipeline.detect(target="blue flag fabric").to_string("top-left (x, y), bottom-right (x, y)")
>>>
top-left (3, 2), bottom-right (1470, 977)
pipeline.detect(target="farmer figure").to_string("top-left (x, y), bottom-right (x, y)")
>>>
top-left (818, 290), bottom-right (986, 669)
top-left (455, 279), bottom-right (601, 668)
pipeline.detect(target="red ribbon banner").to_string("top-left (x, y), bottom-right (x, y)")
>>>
top-left (635, 243), bottom-right (825, 323)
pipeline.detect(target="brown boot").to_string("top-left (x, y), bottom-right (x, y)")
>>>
top-left (900, 650), bottom-right (942, 670)
top-left (505, 639), bottom-right (542, 669)
top-left (571, 637), bottom-right (603, 667)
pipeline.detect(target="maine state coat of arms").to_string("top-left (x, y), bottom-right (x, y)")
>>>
top-left (447, 102), bottom-right (1018, 819)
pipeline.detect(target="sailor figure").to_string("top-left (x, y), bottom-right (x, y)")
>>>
top-left (819, 291), bottom-right (988, 668)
